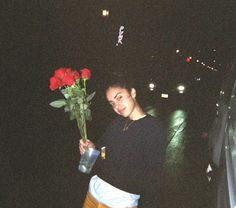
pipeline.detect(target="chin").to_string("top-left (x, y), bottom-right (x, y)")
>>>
top-left (119, 112), bottom-right (128, 118)
top-left (123, 113), bottom-right (130, 118)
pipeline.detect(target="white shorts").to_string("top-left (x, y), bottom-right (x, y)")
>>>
top-left (88, 175), bottom-right (140, 208)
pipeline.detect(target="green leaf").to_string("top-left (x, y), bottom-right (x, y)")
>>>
top-left (49, 99), bottom-right (66, 108)
top-left (85, 108), bottom-right (92, 120)
top-left (64, 106), bottom-right (70, 112)
top-left (69, 112), bottom-right (76, 120)
top-left (77, 97), bottom-right (83, 104)
top-left (71, 87), bottom-right (79, 95)
top-left (61, 89), bottom-right (66, 94)
top-left (72, 87), bottom-right (83, 97)
top-left (87, 91), bottom-right (96, 102)
top-left (71, 98), bottom-right (78, 105)
top-left (80, 103), bottom-right (88, 110)
top-left (63, 93), bottom-right (70, 99)
top-left (68, 101), bottom-right (75, 111)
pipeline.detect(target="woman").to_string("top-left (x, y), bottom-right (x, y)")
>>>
top-left (79, 76), bottom-right (166, 208)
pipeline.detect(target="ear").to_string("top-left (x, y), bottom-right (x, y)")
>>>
top-left (130, 88), bottom-right (136, 99)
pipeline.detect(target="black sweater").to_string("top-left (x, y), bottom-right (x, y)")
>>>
top-left (93, 114), bottom-right (166, 207)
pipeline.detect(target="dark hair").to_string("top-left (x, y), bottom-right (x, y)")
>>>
top-left (104, 73), bottom-right (135, 93)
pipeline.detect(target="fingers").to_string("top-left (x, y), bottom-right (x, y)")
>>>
top-left (87, 140), bottom-right (95, 149)
top-left (79, 139), bottom-right (95, 155)
top-left (79, 139), bottom-right (87, 155)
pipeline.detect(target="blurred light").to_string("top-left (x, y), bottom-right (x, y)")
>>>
top-left (177, 85), bottom-right (185, 91)
top-left (161, 93), bottom-right (169, 98)
top-left (220, 90), bottom-right (225, 95)
top-left (148, 82), bottom-right (156, 91)
top-left (177, 84), bottom-right (185, 94)
top-left (186, 56), bottom-right (192, 63)
top-left (102, 9), bottom-right (109, 16)
top-left (176, 49), bottom-right (180, 53)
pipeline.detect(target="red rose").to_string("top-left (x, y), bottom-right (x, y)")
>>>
top-left (80, 68), bottom-right (91, 80)
top-left (54, 68), bottom-right (66, 79)
top-left (62, 73), bottom-right (75, 86)
top-left (65, 68), bottom-right (72, 75)
top-left (49, 76), bottom-right (62, 91)
top-left (73, 70), bottom-right (80, 80)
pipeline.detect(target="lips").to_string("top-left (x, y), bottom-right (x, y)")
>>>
top-left (118, 107), bottom-right (126, 115)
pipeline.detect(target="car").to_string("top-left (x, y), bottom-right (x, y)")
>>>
top-left (207, 59), bottom-right (236, 208)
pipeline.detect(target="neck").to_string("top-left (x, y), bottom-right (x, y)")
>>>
top-left (128, 104), bottom-right (146, 120)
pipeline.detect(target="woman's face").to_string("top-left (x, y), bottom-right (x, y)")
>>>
top-left (106, 86), bottom-right (136, 118)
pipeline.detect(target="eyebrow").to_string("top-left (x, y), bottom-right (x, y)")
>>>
top-left (108, 92), bottom-right (122, 103)
top-left (114, 92), bottom-right (121, 100)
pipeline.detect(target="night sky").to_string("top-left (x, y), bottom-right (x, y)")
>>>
top-left (1, 0), bottom-right (235, 123)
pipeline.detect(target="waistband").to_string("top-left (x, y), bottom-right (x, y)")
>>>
top-left (83, 192), bottom-right (137, 208)
top-left (83, 192), bottom-right (109, 208)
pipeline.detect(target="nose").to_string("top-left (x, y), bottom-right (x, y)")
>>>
top-left (112, 101), bottom-right (123, 110)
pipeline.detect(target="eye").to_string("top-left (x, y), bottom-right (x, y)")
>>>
top-left (116, 95), bottom-right (123, 102)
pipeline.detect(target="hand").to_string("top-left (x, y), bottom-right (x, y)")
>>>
top-left (79, 139), bottom-right (95, 155)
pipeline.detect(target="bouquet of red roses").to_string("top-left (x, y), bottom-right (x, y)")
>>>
top-left (49, 67), bottom-right (95, 141)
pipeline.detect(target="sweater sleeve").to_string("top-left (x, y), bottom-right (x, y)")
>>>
top-left (95, 117), bottom-right (120, 150)
top-left (138, 128), bottom-right (166, 208)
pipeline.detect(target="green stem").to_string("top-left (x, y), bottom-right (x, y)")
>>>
top-left (72, 80), bottom-right (88, 142)
top-left (75, 104), bottom-right (87, 142)
top-left (83, 79), bottom-right (87, 93)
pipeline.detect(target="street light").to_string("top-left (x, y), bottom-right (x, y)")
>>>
top-left (102, 9), bottom-right (109, 17)
top-left (177, 84), bottom-right (185, 94)
top-left (148, 81), bottom-right (156, 91)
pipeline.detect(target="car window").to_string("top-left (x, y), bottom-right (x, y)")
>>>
top-left (229, 81), bottom-right (236, 132)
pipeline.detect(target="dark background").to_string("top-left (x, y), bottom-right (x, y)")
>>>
top-left (1, 1), bottom-right (235, 207)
